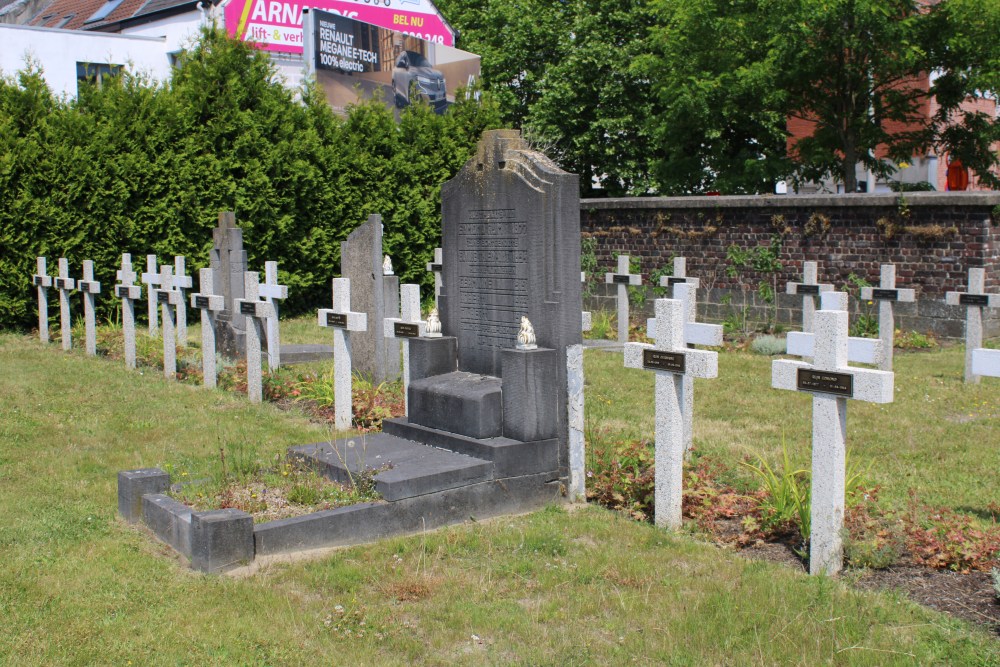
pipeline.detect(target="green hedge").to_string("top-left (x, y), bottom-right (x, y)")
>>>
top-left (0, 27), bottom-right (501, 331)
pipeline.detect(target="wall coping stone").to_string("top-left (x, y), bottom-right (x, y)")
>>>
top-left (581, 192), bottom-right (1000, 211)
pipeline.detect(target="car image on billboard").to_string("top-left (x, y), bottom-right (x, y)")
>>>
top-left (393, 51), bottom-right (447, 113)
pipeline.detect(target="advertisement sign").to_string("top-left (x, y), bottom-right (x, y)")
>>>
top-left (224, 0), bottom-right (456, 54)
top-left (307, 8), bottom-right (479, 116)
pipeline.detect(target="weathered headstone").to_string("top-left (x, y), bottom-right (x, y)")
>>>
top-left (648, 282), bottom-right (722, 454)
top-left (32, 257), bottom-right (53, 344)
top-left (141, 255), bottom-right (160, 337)
top-left (260, 261), bottom-right (289, 370)
top-left (786, 291), bottom-right (885, 366)
top-left (426, 247), bottom-right (443, 309)
top-left (114, 254), bottom-right (142, 370)
top-left (190, 268), bottom-right (225, 388)
top-left (383, 284), bottom-right (427, 414)
top-left (209, 212), bottom-right (249, 358)
top-left (319, 277), bottom-right (368, 430)
top-left (77, 260), bottom-right (102, 357)
top-left (858, 265), bottom-right (916, 371)
top-left (155, 265), bottom-right (180, 379)
top-left (173, 256), bottom-right (193, 348)
top-left (625, 298), bottom-right (719, 529)
top-left (235, 272), bottom-right (275, 404)
top-left (340, 214), bottom-right (400, 383)
top-left (772, 308), bottom-right (894, 576)
top-left (605, 254), bottom-right (641, 344)
top-left (55, 258), bottom-right (76, 351)
top-left (945, 268), bottom-right (1000, 384)
top-left (786, 261), bottom-right (834, 334)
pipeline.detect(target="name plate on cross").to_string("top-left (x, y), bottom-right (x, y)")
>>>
top-left (871, 289), bottom-right (899, 301)
top-left (796, 369), bottom-right (853, 397)
top-left (325, 312), bottom-right (348, 328)
top-left (55, 278), bottom-right (72, 289)
top-left (116, 286), bottom-right (130, 298)
top-left (429, 263), bottom-right (443, 272)
top-left (195, 296), bottom-right (210, 309)
top-left (240, 301), bottom-right (257, 316)
top-left (612, 274), bottom-right (632, 285)
top-left (666, 277), bottom-right (687, 286)
top-left (34, 276), bottom-right (45, 287)
top-left (643, 349), bottom-right (686, 373)
top-left (157, 291), bottom-right (171, 304)
top-left (393, 322), bottom-right (420, 338)
top-left (960, 294), bottom-right (989, 307)
top-left (796, 284), bottom-right (820, 296)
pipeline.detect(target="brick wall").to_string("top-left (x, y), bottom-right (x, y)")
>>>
top-left (581, 192), bottom-right (1000, 338)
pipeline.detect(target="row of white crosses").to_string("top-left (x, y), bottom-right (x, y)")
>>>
top-left (32, 257), bottom-right (102, 355)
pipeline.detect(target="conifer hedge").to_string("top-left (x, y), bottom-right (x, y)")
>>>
top-left (0, 28), bottom-right (501, 330)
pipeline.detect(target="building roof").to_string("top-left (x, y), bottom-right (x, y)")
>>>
top-left (29, 0), bottom-right (147, 31)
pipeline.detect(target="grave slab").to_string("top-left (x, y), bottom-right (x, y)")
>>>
top-left (190, 509), bottom-right (254, 574)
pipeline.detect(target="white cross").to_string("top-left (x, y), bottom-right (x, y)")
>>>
top-left (772, 309), bottom-right (894, 576)
top-left (605, 254), bottom-right (642, 344)
top-left (141, 255), bottom-right (161, 337)
top-left (115, 254), bottom-right (142, 370)
top-left (190, 268), bottom-right (226, 389)
top-left (259, 261), bottom-right (289, 370)
top-left (383, 283), bottom-right (427, 415)
top-left (55, 257), bottom-right (76, 352)
top-left (659, 257), bottom-right (701, 292)
top-left (646, 282), bottom-right (722, 454)
top-left (235, 272), bottom-right (276, 404)
top-left (32, 257), bottom-right (52, 344)
top-left (785, 292), bottom-right (885, 366)
top-left (425, 248), bottom-right (443, 309)
top-left (77, 260), bottom-right (102, 357)
top-left (945, 268), bottom-right (1000, 384)
top-left (786, 261), bottom-right (833, 334)
top-left (319, 277), bottom-right (369, 430)
top-left (581, 271), bottom-right (592, 333)
top-left (173, 256), bottom-right (193, 348)
top-left (625, 298), bottom-right (719, 529)
top-left (859, 264), bottom-right (916, 371)
top-left (155, 265), bottom-right (181, 379)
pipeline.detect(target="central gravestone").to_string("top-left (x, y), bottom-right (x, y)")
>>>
top-left (209, 211), bottom-right (249, 358)
top-left (286, 131), bottom-right (580, 554)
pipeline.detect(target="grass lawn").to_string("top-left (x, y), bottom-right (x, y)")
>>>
top-left (1, 329), bottom-right (999, 664)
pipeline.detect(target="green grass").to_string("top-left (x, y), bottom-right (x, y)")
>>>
top-left (2, 332), bottom-right (1000, 664)
top-left (585, 343), bottom-right (1000, 513)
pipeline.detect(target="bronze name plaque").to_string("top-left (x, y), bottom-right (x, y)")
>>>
top-left (642, 348), bottom-right (686, 373)
top-left (195, 295), bottom-right (210, 309)
top-left (667, 277), bottom-right (687, 286)
top-left (239, 301), bottom-right (257, 316)
top-left (79, 282), bottom-right (94, 294)
top-left (429, 263), bottom-right (443, 272)
top-left (33, 276), bottom-right (44, 286)
top-left (116, 286), bottom-right (130, 298)
top-left (612, 274), bottom-right (632, 284)
top-left (871, 289), bottom-right (898, 301)
top-left (393, 322), bottom-right (420, 338)
top-left (796, 284), bottom-right (820, 296)
top-left (157, 291), bottom-right (171, 304)
top-left (54, 278), bottom-right (70, 289)
top-left (797, 368), bottom-right (853, 397)
top-left (325, 312), bottom-right (347, 328)
top-left (959, 293), bottom-right (989, 307)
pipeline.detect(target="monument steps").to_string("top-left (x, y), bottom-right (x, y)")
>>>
top-left (290, 437), bottom-right (494, 502)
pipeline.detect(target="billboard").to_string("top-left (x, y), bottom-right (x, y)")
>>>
top-left (224, 0), bottom-right (456, 54)
top-left (306, 8), bottom-right (479, 116)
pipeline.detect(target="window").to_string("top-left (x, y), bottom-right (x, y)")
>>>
top-left (54, 14), bottom-right (75, 28)
top-left (76, 62), bottom-right (123, 91)
top-left (84, 0), bottom-right (124, 23)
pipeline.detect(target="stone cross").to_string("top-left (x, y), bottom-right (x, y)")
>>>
top-left (77, 260), bottom-right (102, 357)
top-left (659, 257), bottom-right (701, 296)
top-left (859, 264), bottom-right (916, 371)
top-left (786, 292), bottom-right (885, 366)
top-left (605, 254), bottom-right (642, 344)
top-left (786, 261), bottom-right (833, 334)
top-left (155, 265), bottom-right (180, 379)
top-left (260, 261), bottom-right (289, 370)
top-left (172, 256), bottom-right (193, 348)
top-left (318, 277), bottom-right (368, 430)
top-left (235, 272), bottom-right (275, 404)
top-left (646, 282), bottom-right (722, 454)
top-left (55, 257), bottom-right (76, 351)
top-left (115, 254), bottom-right (142, 370)
top-left (141, 255), bottom-right (161, 337)
top-left (971, 348), bottom-right (1000, 379)
top-left (945, 268), bottom-right (1000, 384)
top-left (190, 268), bottom-right (225, 389)
top-left (581, 271), bottom-right (592, 333)
top-left (383, 283), bottom-right (427, 414)
top-left (772, 309), bottom-right (894, 576)
top-left (32, 257), bottom-right (53, 344)
top-left (426, 247), bottom-right (443, 308)
top-left (625, 298), bottom-right (719, 529)
top-left (567, 341), bottom-right (586, 501)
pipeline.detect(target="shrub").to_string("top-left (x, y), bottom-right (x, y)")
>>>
top-left (749, 334), bottom-right (786, 356)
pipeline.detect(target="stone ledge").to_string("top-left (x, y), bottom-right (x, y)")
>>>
top-left (581, 192), bottom-right (1000, 210)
